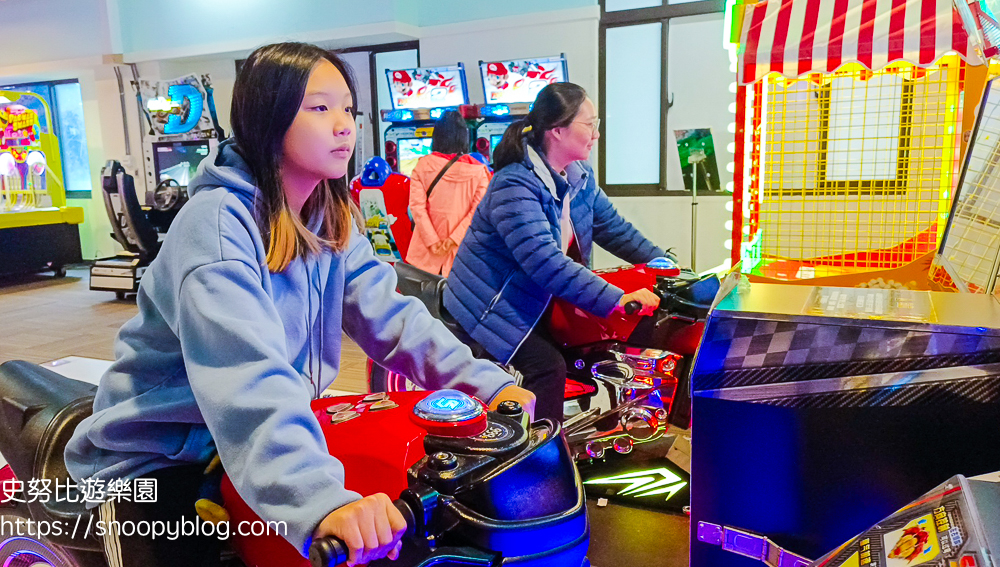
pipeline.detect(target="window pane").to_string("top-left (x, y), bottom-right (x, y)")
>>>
top-left (606, 0), bottom-right (661, 11)
top-left (605, 23), bottom-right (662, 185)
top-left (53, 82), bottom-right (92, 193)
top-left (826, 75), bottom-right (902, 181)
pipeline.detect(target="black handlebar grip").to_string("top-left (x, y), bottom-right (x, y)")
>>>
top-left (624, 301), bottom-right (642, 315)
top-left (309, 500), bottom-right (415, 567)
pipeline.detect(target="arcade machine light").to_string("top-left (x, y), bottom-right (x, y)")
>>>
top-left (381, 64), bottom-right (472, 176)
top-left (475, 55), bottom-right (568, 162)
top-left (727, 0), bottom-right (993, 291)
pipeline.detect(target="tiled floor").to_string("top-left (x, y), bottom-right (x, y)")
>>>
top-left (0, 265), bottom-right (369, 393)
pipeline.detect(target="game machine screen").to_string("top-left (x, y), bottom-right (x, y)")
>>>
top-left (152, 140), bottom-right (211, 188)
top-left (396, 138), bottom-right (433, 177)
top-left (382, 64), bottom-right (470, 174)
top-left (474, 55), bottom-right (568, 161)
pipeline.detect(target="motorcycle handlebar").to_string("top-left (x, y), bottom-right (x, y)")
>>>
top-left (309, 499), bottom-right (416, 567)
top-left (623, 301), bottom-right (642, 315)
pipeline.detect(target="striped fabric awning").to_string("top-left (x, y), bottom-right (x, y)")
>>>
top-left (738, 0), bottom-right (986, 85)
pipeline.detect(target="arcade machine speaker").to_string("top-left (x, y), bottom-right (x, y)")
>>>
top-left (690, 279), bottom-right (1000, 567)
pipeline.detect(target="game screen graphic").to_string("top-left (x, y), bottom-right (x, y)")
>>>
top-left (397, 138), bottom-right (432, 177)
top-left (388, 65), bottom-right (468, 110)
top-left (480, 56), bottom-right (568, 104)
top-left (813, 476), bottom-right (988, 567)
top-left (883, 515), bottom-right (940, 566)
top-left (154, 141), bottom-right (211, 187)
top-left (490, 135), bottom-right (502, 156)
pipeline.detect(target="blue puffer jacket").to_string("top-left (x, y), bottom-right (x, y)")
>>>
top-left (444, 144), bottom-right (666, 364)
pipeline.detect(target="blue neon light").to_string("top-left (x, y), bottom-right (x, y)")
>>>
top-left (414, 389), bottom-right (481, 421)
top-left (385, 109), bottom-right (416, 122)
top-left (163, 84), bottom-right (204, 135)
top-left (432, 398), bottom-right (462, 411)
top-left (481, 104), bottom-right (511, 118)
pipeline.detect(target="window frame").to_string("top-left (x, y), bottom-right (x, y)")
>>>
top-left (812, 78), bottom-right (915, 196)
top-left (598, 0), bottom-right (726, 196)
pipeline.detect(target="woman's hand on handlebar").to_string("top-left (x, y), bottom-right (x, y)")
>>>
top-left (490, 384), bottom-right (536, 421)
top-left (313, 494), bottom-right (407, 566)
top-left (615, 289), bottom-right (660, 316)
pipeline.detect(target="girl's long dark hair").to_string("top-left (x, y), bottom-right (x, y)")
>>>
top-left (431, 110), bottom-right (470, 154)
top-left (230, 42), bottom-right (360, 272)
top-left (492, 82), bottom-right (587, 171)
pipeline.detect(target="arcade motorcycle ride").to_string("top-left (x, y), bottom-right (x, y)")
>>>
top-left (0, 362), bottom-right (588, 567)
top-left (368, 257), bottom-right (720, 459)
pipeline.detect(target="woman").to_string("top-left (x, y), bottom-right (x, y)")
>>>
top-left (444, 82), bottom-right (665, 423)
top-left (406, 110), bottom-right (489, 276)
top-left (64, 43), bottom-right (533, 567)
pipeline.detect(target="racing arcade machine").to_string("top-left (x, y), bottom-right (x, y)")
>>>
top-left (90, 74), bottom-right (221, 297)
top-left (475, 55), bottom-right (568, 163)
top-left (381, 64), bottom-right (473, 176)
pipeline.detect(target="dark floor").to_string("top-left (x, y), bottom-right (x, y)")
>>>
top-left (588, 501), bottom-right (689, 566)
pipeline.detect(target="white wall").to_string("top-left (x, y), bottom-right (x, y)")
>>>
top-left (0, 0), bottom-right (112, 66)
top-left (597, 12), bottom-right (734, 272)
top-left (417, 9), bottom-right (599, 105)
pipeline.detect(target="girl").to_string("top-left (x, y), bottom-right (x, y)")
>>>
top-left (65, 43), bottom-right (534, 567)
top-left (405, 110), bottom-right (489, 277)
top-left (443, 82), bottom-right (665, 423)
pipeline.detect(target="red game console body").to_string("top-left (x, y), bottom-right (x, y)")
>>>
top-left (222, 392), bottom-right (433, 567)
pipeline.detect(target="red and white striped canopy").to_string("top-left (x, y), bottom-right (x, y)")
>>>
top-left (738, 0), bottom-right (986, 85)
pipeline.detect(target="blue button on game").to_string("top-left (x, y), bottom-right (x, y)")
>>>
top-left (414, 389), bottom-right (483, 423)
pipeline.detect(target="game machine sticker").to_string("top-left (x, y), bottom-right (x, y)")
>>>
top-left (474, 55), bottom-right (568, 161)
top-left (811, 474), bottom-right (999, 567)
top-left (804, 287), bottom-right (936, 323)
top-left (359, 189), bottom-right (402, 262)
top-left (350, 156), bottom-right (412, 262)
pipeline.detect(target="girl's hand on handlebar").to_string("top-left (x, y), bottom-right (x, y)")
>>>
top-left (616, 289), bottom-right (660, 316)
top-left (489, 384), bottom-right (536, 421)
top-left (313, 494), bottom-right (407, 566)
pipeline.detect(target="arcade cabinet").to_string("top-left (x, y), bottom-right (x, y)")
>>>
top-left (90, 74), bottom-right (221, 297)
top-left (726, 0), bottom-right (993, 290)
top-left (688, 278), bottom-right (1000, 567)
top-left (0, 89), bottom-right (83, 277)
top-left (350, 156), bottom-right (412, 262)
top-left (474, 55), bottom-right (568, 163)
top-left (381, 64), bottom-right (473, 176)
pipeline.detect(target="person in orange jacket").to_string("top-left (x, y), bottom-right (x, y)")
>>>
top-left (406, 110), bottom-right (489, 276)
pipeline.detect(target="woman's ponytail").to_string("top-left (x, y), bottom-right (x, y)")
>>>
top-left (492, 118), bottom-right (533, 171)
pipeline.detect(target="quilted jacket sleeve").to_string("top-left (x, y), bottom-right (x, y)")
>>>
top-left (489, 175), bottom-right (623, 317)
